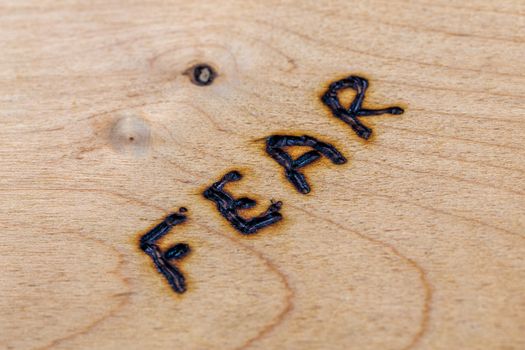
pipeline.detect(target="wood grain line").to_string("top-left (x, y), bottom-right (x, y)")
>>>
top-left (288, 203), bottom-right (432, 350)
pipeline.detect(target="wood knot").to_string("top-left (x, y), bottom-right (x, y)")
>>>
top-left (109, 116), bottom-right (151, 156)
top-left (185, 63), bottom-right (216, 86)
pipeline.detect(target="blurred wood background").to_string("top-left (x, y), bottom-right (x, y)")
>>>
top-left (1, 1), bottom-right (524, 349)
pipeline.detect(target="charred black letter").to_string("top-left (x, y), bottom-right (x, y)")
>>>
top-left (140, 207), bottom-right (191, 294)
top-left (203, 171), bottom-right (283, 234)
top-left (321, 76), bottom-right (404, 139)
top-left (266, 135), bottom-right (346, 194)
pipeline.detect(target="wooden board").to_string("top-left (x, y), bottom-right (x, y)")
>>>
top-left (1, 1), bottom-right (524, 349)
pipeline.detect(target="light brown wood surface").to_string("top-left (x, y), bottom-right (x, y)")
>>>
top-left (1, 1), bottom-right (524, 349)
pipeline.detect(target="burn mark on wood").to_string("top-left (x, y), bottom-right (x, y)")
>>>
top-left (266, 135), bottom-right (347, 194)
top-left (321, 76), bottom-right (404, 139)
top-left (133, 72), bottom-right (408, 296)
top-left (139, 208), bottom-right (191, 294)
top-left (203, 171), bottom-right (283, 234)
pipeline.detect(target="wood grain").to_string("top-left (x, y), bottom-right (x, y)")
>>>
top-left (1, 1), bottom-right (524, 349)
